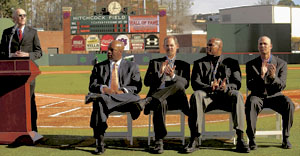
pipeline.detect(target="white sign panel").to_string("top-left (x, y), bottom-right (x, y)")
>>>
top-left (116, 35), bottom-right (130, 50)
top-left (86, 35), bottom-right (100, 51)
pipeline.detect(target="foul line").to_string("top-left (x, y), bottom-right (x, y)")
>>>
top-left (49, 107), bottom-right (81, 117)
top-left (40, 101), bottom-right (65, 108)
top-left (36, 93), bottom-right (84, 102)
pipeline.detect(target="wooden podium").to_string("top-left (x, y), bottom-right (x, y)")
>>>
top-left (0, 59), bottom-right (43, 144)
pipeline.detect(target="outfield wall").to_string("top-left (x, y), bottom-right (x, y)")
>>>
top-left (34, 53), bottom-right (300, 66)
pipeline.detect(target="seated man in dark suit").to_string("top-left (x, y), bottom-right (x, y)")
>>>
top-left (85, 40), bottom-right (149, 155)
top-left (185, 38), bottom-right (249, 153)
top-left (143, 36), bottom-right (190, 154)
top-left (245, 36), bottom-right (295, 151)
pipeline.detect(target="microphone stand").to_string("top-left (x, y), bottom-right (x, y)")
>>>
top-left (8, 24), bottom-right (18, 58)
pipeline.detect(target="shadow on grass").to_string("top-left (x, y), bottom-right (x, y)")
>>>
top-left (6, 135), bottom-right (283, 154)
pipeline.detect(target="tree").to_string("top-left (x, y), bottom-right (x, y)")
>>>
top-left (0, 0), bottom-right (25, 18)
top-left (160, 0), bottom-right (194, 33)
top-left (277, 0), bottom-right (296, 6)
top-left (256, 0), bottom-right (277, 5)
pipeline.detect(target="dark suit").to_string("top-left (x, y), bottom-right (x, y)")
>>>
top-left (245, 55), bottom-right (294, 139)
top-left (144, 56), bottom-right (190, 139)
top-left (188, 55), bottom-right (245, 137)
top-left (0, 26), bottom-right (42, 131)
top-left (89, 59), bottom-right (142, 137)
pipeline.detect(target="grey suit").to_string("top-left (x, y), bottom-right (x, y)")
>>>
top-left (89, 59), bottom-right (142, 137)
top-left (0, 26), bottom-right (42, 131)
top-left (144, 57), bottom-right (190, 139)
top-left (245, 55), bottom-right (294, 139)
top-left (188, 55), bottom-right (245, 137)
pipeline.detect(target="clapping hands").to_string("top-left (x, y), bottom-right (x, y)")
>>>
top-left (211, 78), bottom-right (227, 91)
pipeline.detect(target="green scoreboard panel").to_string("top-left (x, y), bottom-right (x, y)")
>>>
top-left (71, 15), bottom-right (128, 35)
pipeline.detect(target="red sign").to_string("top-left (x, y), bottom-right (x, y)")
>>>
top-left (129, 15), bottom-right (159, 33)
top-left (101, 35), bottom-right (114, 51)
top-left (72, 35), bottom-right (85, 51)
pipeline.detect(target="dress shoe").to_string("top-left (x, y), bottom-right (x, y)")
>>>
top-left (85, 93), bottom-right (101, 104)
top-left (249, 139), bottom-right (257, 150)
top-left (282, 138), bottom-right (292, 149)
top-left (92, 139), bottom-right (105, 155)
top-left (184, 137), bottom-right (200, 153)
top-left (236, 139), bottom-right (250, 153)
top-left (92, 145), bottom-right (105, 155)
top-left (153, 139), bottom-right (164, 154)
top-left (136, 97), bottom-right (152, 111)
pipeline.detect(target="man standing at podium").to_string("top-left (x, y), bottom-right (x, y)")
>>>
top-left (0, 8), bottom-right (42, 132)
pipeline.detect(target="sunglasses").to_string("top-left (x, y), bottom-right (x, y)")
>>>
top-left (207, 44), bottom-right (213, 47)
top-left (18, 14), bottom-right (27, 18)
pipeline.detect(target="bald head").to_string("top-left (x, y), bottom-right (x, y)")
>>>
top-left (13, 8), bottom-right (27, 28)
top-left (108, 40), bottom-right (124, 61)
top-left (206, 38), bottom-right (223, 57)
top-left (258, 36), bottom-right (272, 56)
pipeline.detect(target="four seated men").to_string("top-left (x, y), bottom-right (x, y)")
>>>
top-left (85, 36), bottom-right (294, 154)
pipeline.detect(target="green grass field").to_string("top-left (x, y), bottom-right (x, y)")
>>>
top-left (0, 110), bottom-right (299, 156)
top-left (36, 65), bottom-right (300, 95)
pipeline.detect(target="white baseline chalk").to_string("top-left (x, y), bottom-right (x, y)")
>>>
top-left (49, 107), bottom-right (81, 117)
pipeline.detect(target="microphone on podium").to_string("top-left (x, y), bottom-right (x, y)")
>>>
top-left (8, 24), bottom-right (19, 58)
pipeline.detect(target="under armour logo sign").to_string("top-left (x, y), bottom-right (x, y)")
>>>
top-left (146, 38), bottom-right (158, 45)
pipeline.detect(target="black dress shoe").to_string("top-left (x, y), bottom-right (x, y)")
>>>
top-left (249, 139), bottom-right (257, 150)
top-left (92, 145), bottom-right (105, 155)
top-left (236, 139), bottom-right (250, 153)
top-left (153, 139), bottom-right (164, 154)
top-left (282, 139), bottom-right (292, 149)
top-left (85, 93), bottom-right (101, 104)
top-left (184, 137), bottom-right (199, 153)
top-left (92, 139), bottom-right (105, 155)
top-left (137, 97), bottom-right (152, 110)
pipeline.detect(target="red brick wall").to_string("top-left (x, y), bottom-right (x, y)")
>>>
top-left (37, 31), bottom-right (64, 54)
top-left (175, 34), bottom-right (207, 47)
top-left (159, 6), bottom-right (167, 53)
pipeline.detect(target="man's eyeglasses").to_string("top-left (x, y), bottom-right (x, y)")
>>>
top-left (207, 44), bottom-right (213, 47)
top-left (18, 14), bottom-right (26, 18)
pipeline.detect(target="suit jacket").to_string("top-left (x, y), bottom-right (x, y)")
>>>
top-left (144, 56), bottom-right (190, 97)
top-left (89, 59), bottom-right (142, 95)
top-left (0, 26), bottom-right (42, 60)
top-left (191, 55), bottom-right (241, 93)
top-left (246, 55), bottom-right (287, 97)
top-left (89, 59), bottom-right (142, 127)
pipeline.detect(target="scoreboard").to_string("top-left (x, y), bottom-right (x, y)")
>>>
top-left (71, 15), bottom-right (128, 35)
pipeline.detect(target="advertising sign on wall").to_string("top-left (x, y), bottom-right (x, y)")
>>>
top-left (86, 35), bottom-right (100, 51)
top-left (71, 35), bottom-right (85, 51)
top-left (145, 34), bottom-right (159, 49)
top-left (100, 35), bottom-right (114, 51)
top-left (130, 35), bottom-right (144, 50)
top-left (116, 35), bottom-right (130, 50)
top-left (129, 15), bottom-right (159, 33)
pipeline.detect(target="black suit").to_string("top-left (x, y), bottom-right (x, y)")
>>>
top-left (245, 55), bottom-right (294, 139)
top-left (1, 26), bottom-right (42, 131)
top-left (89, 59), bottom-right (142, 137)
top-left (144, 56), bottom-right (190, 139)
top-left (188, 55), bottom-right (245, 137)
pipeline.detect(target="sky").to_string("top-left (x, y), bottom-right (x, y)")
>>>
top-left (190, 0), bottom-right (300, 14)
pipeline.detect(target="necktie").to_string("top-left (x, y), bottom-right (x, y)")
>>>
top-left (111, 63), bottom-right (119, 91)
top-left (18, 29), bottom-right (22, 41)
